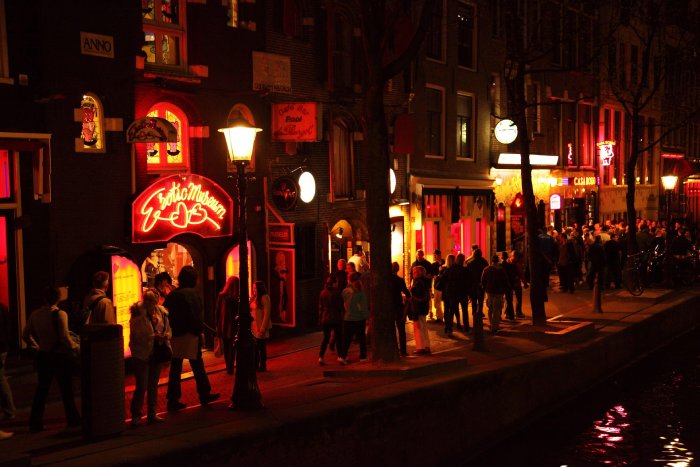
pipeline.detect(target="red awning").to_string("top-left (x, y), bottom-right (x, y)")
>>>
top-left (663, 157), bottom-right (695, 179)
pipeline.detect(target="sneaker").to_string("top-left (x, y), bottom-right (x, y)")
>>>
top-left (318, 357), bottom-right (325, 366)
top-left (167, 401), bottom-right (187, 412)
top-left (337, 357), bottom-right (348, 365)
top-left (200, 393), bottom-right (220, 406)
top-left (147, 415), bottom-right (165, 424)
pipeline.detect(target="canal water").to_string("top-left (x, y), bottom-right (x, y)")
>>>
top-left (466, 327), bottom-right (700, 466)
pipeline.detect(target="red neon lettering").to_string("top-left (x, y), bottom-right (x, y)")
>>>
top-left (139, 182), bottom-right (226, 233)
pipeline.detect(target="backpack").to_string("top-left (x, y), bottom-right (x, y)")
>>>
top-left (73, 296), bottom-right (106, 332)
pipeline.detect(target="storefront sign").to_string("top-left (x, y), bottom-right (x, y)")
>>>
top-left (550, 194), bottom-right (561, 210)
top-left (270, 176), bottom-right (298, 211)
top-left (498, 153), bottom-right (559, 166)
top-left (597, 140), bottom-right (616, 167)
top-left (80, 31), bottom-right (114, 59)
top-left (566, 176), bottom-right (599, 187)
top-left (269, 223), bottom-right (295, 246)
top-left (111, 255), bottom-right (142, 356)
top-left (132, 174), bottom-right (233, 243)
top-left (252, 51), bottom-right (292, 94)
top-left (269, 248), bottom-right (295, 327)
top-left (271, 102), bottom-right (319, 142)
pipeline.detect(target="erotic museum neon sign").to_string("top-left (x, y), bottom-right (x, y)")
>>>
top-left (132, 174), bottom-right (233, 243)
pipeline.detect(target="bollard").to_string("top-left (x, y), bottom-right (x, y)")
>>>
top-left (81, 324), bottom-right (125, 440)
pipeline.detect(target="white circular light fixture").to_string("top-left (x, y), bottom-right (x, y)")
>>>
top-left (389, 169), bottom-right (397, 194)
top-left (299, 171), bottom-right (316, 203)
top-left (494, 119), bottom-right (518, 145)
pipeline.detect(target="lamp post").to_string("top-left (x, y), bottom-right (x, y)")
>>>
top-left (661, 175), bottom-right (678, 289)
top-left (219, 119), bottom-right (263, 410)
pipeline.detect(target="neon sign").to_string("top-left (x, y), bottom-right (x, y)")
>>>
top-left (567, 143), bottom-right (573, 165)
top-left (132, 174), bottom-right (233, 243)
top-left (597, 140), bottom-right (616, 167)
top-left (550, 194), bottom-right (561, 210)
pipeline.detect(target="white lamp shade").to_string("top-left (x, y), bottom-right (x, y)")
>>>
top-left (661, 175), bottom-right (678, 191)
top-left (219, 124), bottom-right (261, 162)
top-left (389, 169), bottom-right (396, 194)
top-left (299, 171), bottom-right (316, 203)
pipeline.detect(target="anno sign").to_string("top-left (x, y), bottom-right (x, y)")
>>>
top-left (132, 174), bottom-right (233, 243)
top-left (80, 31), bottom-right (114, 59)
top-left (271, 102), bottom-right (320, 142)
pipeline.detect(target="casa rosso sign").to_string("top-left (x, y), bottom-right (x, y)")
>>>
top-left (132, 174), bottom-right (233, 243)
top-left (271, 102), bottom-right (319, 142)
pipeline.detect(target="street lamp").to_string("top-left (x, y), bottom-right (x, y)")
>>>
top-left (661, 175), bottom-right (678, 224)
top-left (219, 118), bottom-right (263, 410)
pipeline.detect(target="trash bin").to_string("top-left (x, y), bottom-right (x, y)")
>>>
top-left (81, 324), bottom-right (125, 440)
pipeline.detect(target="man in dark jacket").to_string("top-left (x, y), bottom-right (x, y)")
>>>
top-left (604, 233), bottom-right (623, 289)
top-left (481, 255), bottom-right (510, 333)
top-left (465, 249), bottom-right (488, 320)
top-left (318, 276), bottom-right (344, 364)
top-left (587, 235), bottom-right (607, 290)
top-left (445, 254), bottom-right (470, 336)
top-left (389, 262), bottom-right (411, 356)
top-left (165, 266), bottom-right (219, 411)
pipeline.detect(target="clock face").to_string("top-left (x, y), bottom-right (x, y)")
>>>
top-left (495, 119), bottom-right (518, 144)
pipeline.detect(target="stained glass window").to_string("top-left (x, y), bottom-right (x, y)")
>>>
top-left (145, 102), bottom-right (189, 172)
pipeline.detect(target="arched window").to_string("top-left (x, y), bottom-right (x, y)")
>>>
top-left (78, 93), bottom-right (106, 153)
top-left (146, 102), bottom-right (190, 172)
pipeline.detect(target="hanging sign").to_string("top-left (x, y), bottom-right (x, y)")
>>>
top-left (132, 174), bottom-right (233, 243)
top-left (126, 116), bottom-right (178, 143)
top-left (270, 176), bottom-right (299, 211)
top-left (494, 119), bottom-right (518, 144)
top-left (550, 194), bottom-right (562, 210)
top-left (271, 102), bottom-right (320, 142)
top-left (597, 140), bottom-right (616, 167)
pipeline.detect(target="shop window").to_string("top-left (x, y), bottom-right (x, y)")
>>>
top-left (145, 102), bottom-right (190, 172)
top-left (142, 0), bottom-right (187, 71)
top-left (225, 241), bottom-right (255, 293)
top-left (456, 93), bottom-right (474, 160)
top-left (330, 119), bottom-right (354, 200)
top-left (0, 150), bottom-right (10, 199)
top-left (457, 2), bottom-right (476, 70)
top-left (228, 0), bottom-right (257, 31)
top-left (426, 85), bottom-right (444, 158)
top-left (274, 0), bottom-right (302, 38)
top-left (78, 93), bottom-right (106, 153)
top-left (426, 0), bottom-right (444, 61)
top-left (0, 0), bottom-right (10, 84)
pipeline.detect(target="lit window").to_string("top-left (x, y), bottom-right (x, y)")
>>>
top-left (330, 120), bottom-right (354, 200)
top-left (78, 93), bottom-right (106, 153)
top-left (141, 0), bottom-right (186, 70)
top-left (228, 0), bottom-right (257, 31)
top-left (145, 102), bottom-right (189, 172)
top-left (456, 93), bottom-right (474, 160)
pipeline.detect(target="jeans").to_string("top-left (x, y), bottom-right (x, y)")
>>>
top-left (131, 357), bottom-right (163, 419)
top-left (319, 323), bottom-right (343, 358)
top-left (167, 346), bottom-right (212, 404)
top-left (0, 352), bottom-right (16, 418)
top-left (341, 320), bottom-right (367, 360)
top-left (30, 352), bottom-right (80, 431)
top-left (486, 293), bottom-right (505, 332)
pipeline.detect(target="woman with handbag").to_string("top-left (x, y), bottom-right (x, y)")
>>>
top-left (129, 289), bottom-right (171, 426)
top-left (251, 281), bottom-right (272, 372)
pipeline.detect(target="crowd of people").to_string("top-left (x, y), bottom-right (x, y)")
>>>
top-left (4, 266), bottom-right (273, 436)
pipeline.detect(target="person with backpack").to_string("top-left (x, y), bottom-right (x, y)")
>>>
top-left (22, 287), bottom-right (81, 433)
top-left (82, 271), bottom-right (116, 325)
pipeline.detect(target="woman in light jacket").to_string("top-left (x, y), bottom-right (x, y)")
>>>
top-left (129, 289), bottom-right (171, 426)
top-left (251, 281), bottom-right (272, 372)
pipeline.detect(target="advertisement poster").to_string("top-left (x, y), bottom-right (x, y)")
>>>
top-left (112, 255), bottom-right (142, 356)
top-left (269, 248), bottom-right (295, 327)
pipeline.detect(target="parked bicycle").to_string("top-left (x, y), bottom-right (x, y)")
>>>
top-left (623, 251), bottom-right (645, 296)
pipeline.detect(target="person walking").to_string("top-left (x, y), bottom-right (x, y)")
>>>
top-left (587, 235), bottom-right (607, 290)
top-left (445, 254), bottom-right (470, 336)
top-left (129, 289), bottom-right (171, 426)
top-left (165, 266), bottom-right (219, 411)
top-left (481, 255), bottom-right (510, 333)
top-left (389, 262), bottom-right (411, 356)
top-left (409, 266), bottom-right (432, 354)
top-left (82, 271), bottom-right (116, 324)
top-left (339, 273), bottom-right (369, 364)
top-left (215, 276), bottom-right (240, 375)
top-left (604, 233), bottom-right (623, 289)
top-left (318, 276), bottom-right (344, 364)
top-left (0, 304), bottom-right (16, 421)
top-left (251, 281), bottom-right (272, 372)
top-left (507, 251), bottom-right (528, 318)
top-left (411, 250), bottom-right (434, 320)
top-left (431, 250), bottom-right (445, 323)
top-left (22, 287), bottom-right (81, 432)
top-left (465, 249), bottom-right (488, 319)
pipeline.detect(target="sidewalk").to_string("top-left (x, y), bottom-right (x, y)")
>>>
top-left (1, 283), bottom-right (698, 466)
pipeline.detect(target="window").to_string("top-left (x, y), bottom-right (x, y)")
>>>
top-left (78, 93), bottom-right (106, 153)
top-left (332, 10), bottom-right (356, 93)
top-left (457, 2), bottom-right (476, 69)
top-left (618, 42), bottom-right (626, 87)
top-left (228, 0), bottom-right (257, 31)
top-left (142, 0), bottom-right (187, 70)
top-left (578, 104), bottom-right (593, 166)
top-left (426, 0), bottom-right (444, 61)
top-left (145, 102), bottom-right (190, 172)
top-left (490, 0), bottom-right (503, 38)
top-left (630, 45), bottom-right (638, 86)
top-left (456, 93), bottom-right (474, 160)
top-left (274, 0), bottom-right (302, 38)
top-left (0, 0), bottom-right (10, 84)
top-left (330, 120), bottom-right (354, 200)
top-left (425, 86), bottom-right (444, 157)
top-left (526, 82), bottom-right (541, 134)
top-left (608, 41), bottom-right (617, 81)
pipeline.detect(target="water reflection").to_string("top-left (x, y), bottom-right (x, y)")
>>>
top-left (655, 436), bottom-right (693, 466)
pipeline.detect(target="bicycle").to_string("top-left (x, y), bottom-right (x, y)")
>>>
top-left (622, 252), bottom-right (645, 296)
